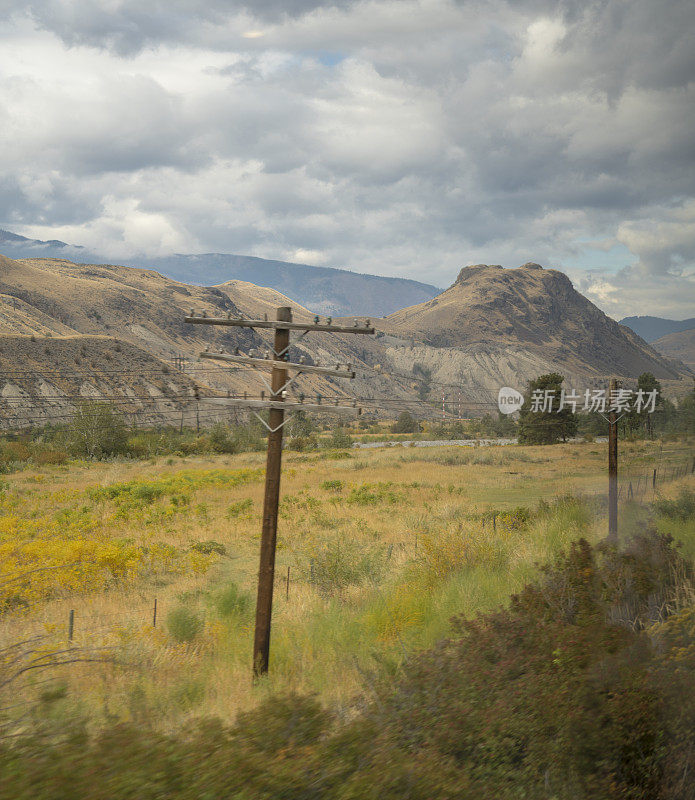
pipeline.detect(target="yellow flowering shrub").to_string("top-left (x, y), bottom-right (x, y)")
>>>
top-left (0, 467), bottom-right (263, 611)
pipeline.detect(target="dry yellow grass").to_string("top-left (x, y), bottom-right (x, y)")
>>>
top-left (1, 437), bottom-right (692, 731)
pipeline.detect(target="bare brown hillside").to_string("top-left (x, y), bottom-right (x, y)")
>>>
top-left (378, 263), bottom-right (683, 380)
top-left (0, 335), bottom-right (213, 429)
top-left (653, 328), bottom-right (695, 368)
top-left (0, 254), bottom-right (260, 358)
top-left (0, 255), bottom-right (408, 423)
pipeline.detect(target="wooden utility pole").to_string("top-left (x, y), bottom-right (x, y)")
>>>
top-left (184, 307), bottom-right (374, 678)
top-left (608, 377), bottom-right (619, 544)
top-left (253, 306), bottom-right (290, 676)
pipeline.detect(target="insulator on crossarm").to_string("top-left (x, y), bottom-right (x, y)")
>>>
top-left (327, 317), bottom-right (332, 325)
top-left (202, 310), bottom-right (207, 318)
top-left (264, 313), bottom-right (268, 321)
top-left (204, 345), bottom-right (210, 352)
top-left (227, 312), bottom-right (232, 319)
top-left (313, 315), bottom-right (319, 325)
top-left (299, 356), bottom-right (305, 364)
top-left (235, 347), bottom-right (240, 355)
top-left (365, 319), bottom-right (370, 327)
top-left (190, 309), bottom-right (194, 317)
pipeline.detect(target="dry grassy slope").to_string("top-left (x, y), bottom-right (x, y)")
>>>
top-left (0, 255), bottom-right (407, 420)
top-left (0, 335), bottom-right (210, 428)
top-left (376, 263), bottom-right (684, 381)
top-left (653, 328), bottom-right (695, 368)
top-left (0, 254), bottom-right (261, 360)
top-left (218, 280), bottom-right (315, 323)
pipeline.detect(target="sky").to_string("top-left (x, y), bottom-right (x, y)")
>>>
top-left (0, 0), bottom-right (694, 319)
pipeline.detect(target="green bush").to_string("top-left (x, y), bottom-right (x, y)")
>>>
top-left (346, 482), bottom-right (403, 505)
top-left (308, 537), bottom-right (383, 596)
top-left (319, 479), bottom-right (344, 493)
top-left (190, 540), bottom-right (226, 556)
top-left (226, 498), bottom-right (254, 518)
top-left (214, 582), bottom-right (252, 618)
top-left (166, 606), bottom-right (204, 643)
top-left (326, 427), bottom-right (353, 449)
top-left (653, 488), bottom-right (695, 521)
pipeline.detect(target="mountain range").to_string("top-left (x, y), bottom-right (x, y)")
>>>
top-left (619, 315), bottom-right (695, 343)
top-left (0, 229), bottom-right (439, 317)
top-left (619, 315), bottom-right (695, 369)
top-left (0, 252), bottom-right (689, 427)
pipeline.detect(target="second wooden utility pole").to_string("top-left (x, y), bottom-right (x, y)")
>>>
top-left (608, 377), bottom-right (618, 544)
top-left (253, 307), bottom-right (290, 677)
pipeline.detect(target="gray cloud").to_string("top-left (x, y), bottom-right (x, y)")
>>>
top-left (2, 0), bottom-right (356, 54)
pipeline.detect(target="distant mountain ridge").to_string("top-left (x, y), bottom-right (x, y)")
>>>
top-left (0, 229), bottom-right (440, 317)
top-left (0, 253), bottom-right (690, 427)
top-left (619, 315), bottom-right (695, 343)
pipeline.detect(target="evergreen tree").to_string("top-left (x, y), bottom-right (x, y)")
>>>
top-left (518, 373), bottom-right (577, 444)
top-left (624, 372), bottom-right (662, 437)
top-left (391, 411), bottom-right (420, 434)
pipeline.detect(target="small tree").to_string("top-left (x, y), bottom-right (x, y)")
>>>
top-left (391, 411), bottom-right (420, 434)
top-left (327, 427), bottom-right (353, 449)
top-left (518, 373), bottom-right (577, 444)
top-left (412, 363), bottom-right (432, 400)
top-left (65, 401), bottom-right (129, 459)
top-left (624, 372), bottom-right (663, 438)
top-left (289, 410), bottom-right (315, 438)
top-left (676, 380), bottom-right (695, 435)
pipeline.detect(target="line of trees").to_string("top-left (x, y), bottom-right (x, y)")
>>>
top-left (519, 373), bottom-right (695, 444)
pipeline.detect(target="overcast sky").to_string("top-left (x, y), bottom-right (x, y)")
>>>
top-left (1, 0), bottom-right (694, 318)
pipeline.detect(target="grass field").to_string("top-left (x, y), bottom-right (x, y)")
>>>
top-left (1, 437), bottom-right (693, 732)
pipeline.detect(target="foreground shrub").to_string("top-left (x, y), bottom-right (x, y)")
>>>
top-left (166, 607), bottom-right (204, 643)
top-left (653, 488), bottom-right (695, 521)
top-left (306, 537), bottom-right (384, 596)
top-left (214, 582), bottom-right (252, 618)
top-left (354, 529), bottom-right (693, 799)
